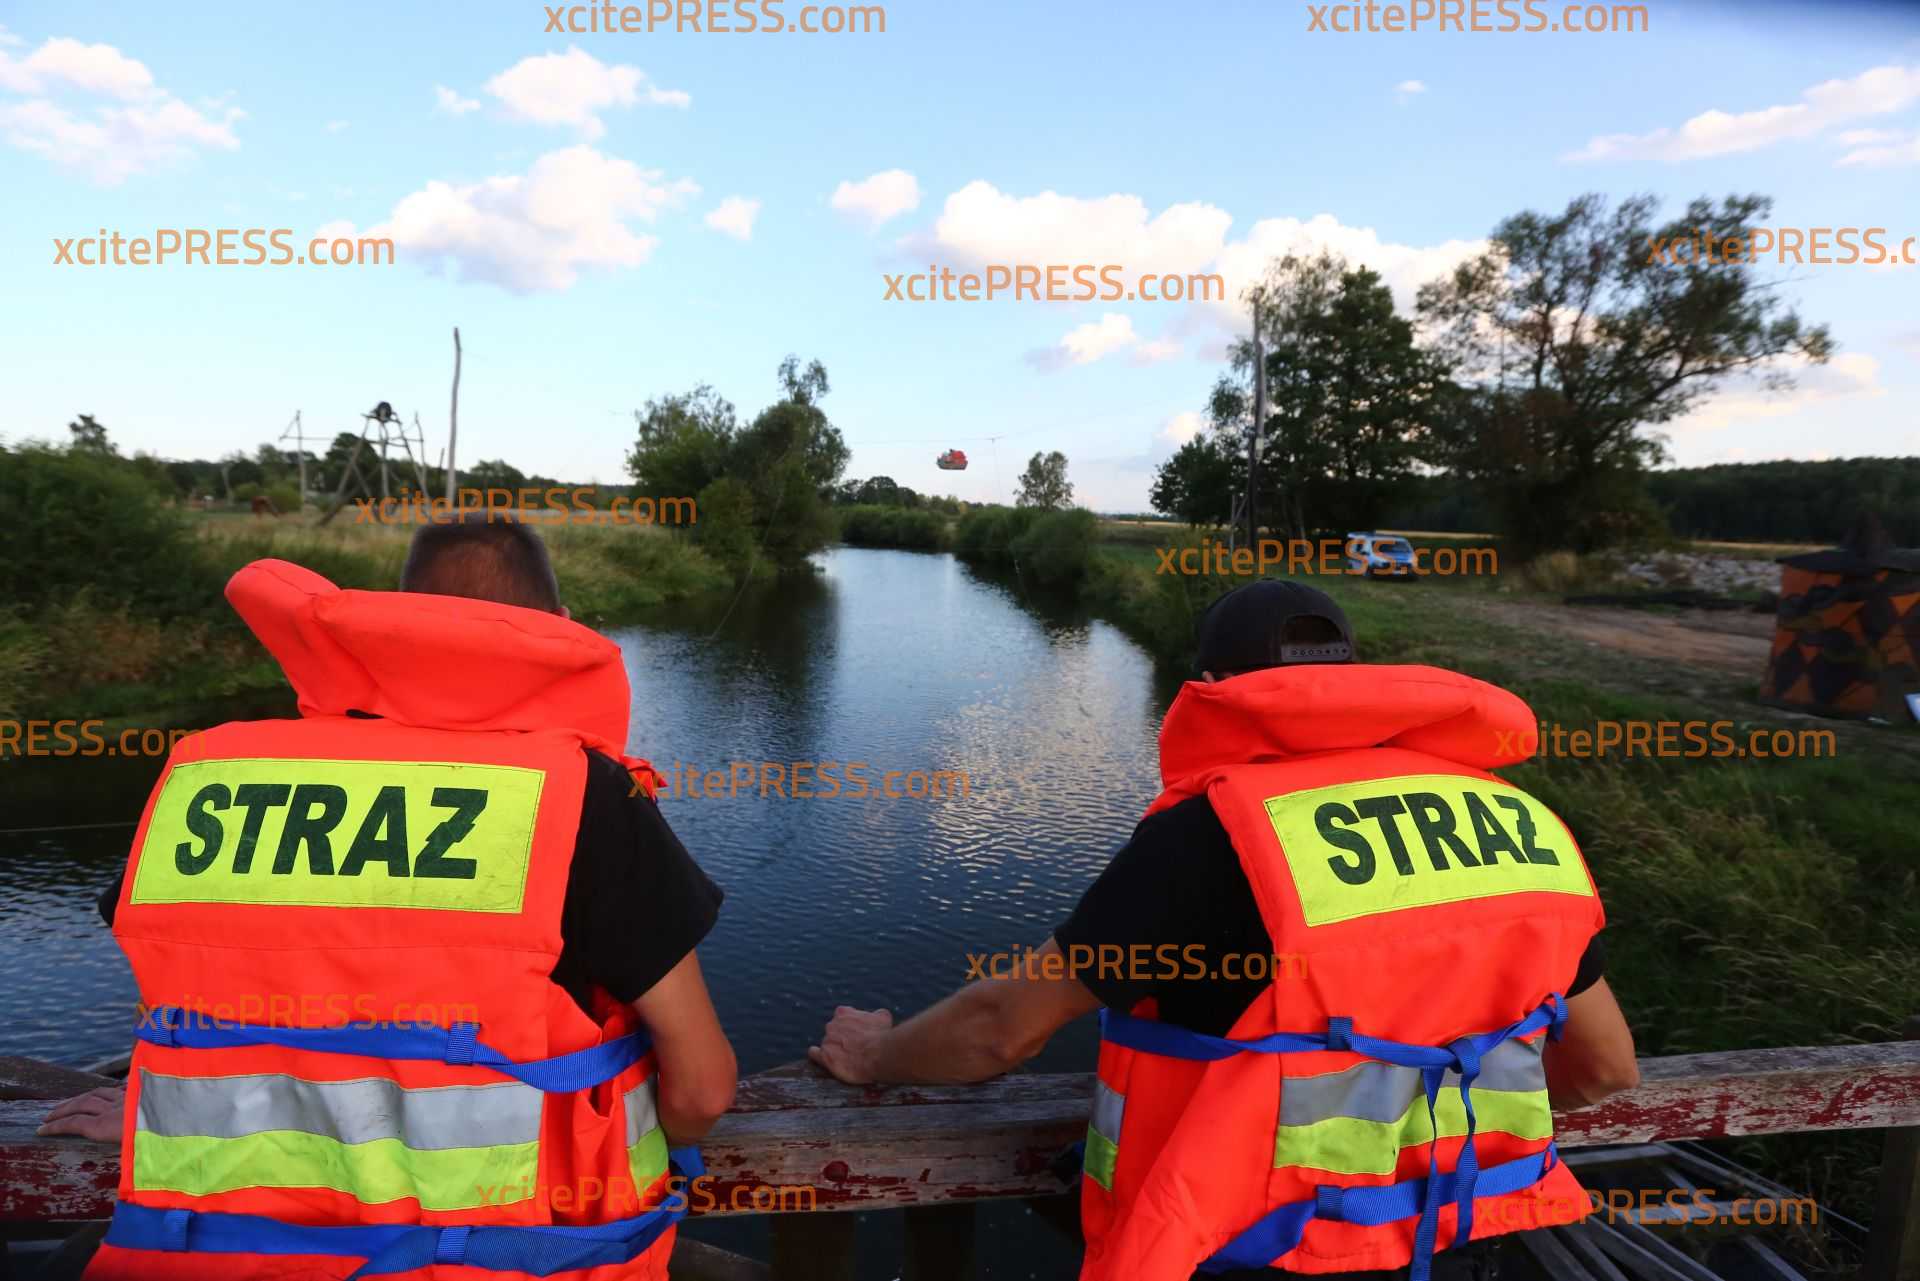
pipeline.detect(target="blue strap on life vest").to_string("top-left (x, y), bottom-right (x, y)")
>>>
top-left (1195, 1144), bottom-right (1557, 1274)
top-left (1098, 994), bottom-right (1567, 1281)
top-left (102, 1148), bottom-right (705, 1278)
top-left (135, 1006), bottom-right (650, 1094)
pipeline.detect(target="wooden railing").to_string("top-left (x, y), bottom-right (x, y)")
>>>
top-left (5, 1022), bottom-right (1920, 1279)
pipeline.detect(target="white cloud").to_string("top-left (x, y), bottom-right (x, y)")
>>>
top-left (325, 118), bottom-right (349, 133)
top-left (0, 37), bottom-right (155, 98)
top-left (433, 84), bottom-right (479, 116)
top-left (338, 144), bottom-right (698, 293)
top-left (1897, 332), bottom-right (1920, 361)
top-left (1160, 411), bottom-right (1206, 445)
top-left (901, 181), bottom-right (1485, 366)
top-left (482, 46), bottom-right (687, 139)
top-left (0, 26), bottom-right (22, 48)
top-left (1669, 352), bottom-right (1885, 435)
top-left (704, 195), bottom-right (760, 240)
top-left (1566, 63), bottom-right (1920, 162)
top-left (1394, 79), bottom-right (1427, 100)
top-left (1838, 131), bottom-right (1920, 167)
top-left (1131, 336), bottom-right (1183, 364)
top-left (830, 169), bottom-right (920, 229)
top-left (0, 35), bottom-right (238, 183)
top-left (1026, 314), bottom-right (1183, 371)
top-left (1027, 314), bottom-right (1141, 371)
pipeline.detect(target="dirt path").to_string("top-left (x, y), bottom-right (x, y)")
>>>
top-left (1479, 600), bottom-right (1776, 675)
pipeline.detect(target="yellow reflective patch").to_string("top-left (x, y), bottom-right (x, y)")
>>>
top-left (1263, 774), bottom-right (1592, 927)
top-left (130, 758), bottom-right (544, 912)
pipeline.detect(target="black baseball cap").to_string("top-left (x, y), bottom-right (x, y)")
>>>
top-left (1195, 580), bottom-right (1355, 674)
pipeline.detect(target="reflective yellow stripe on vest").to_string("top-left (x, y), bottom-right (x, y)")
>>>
top-left (1275, 1036), bottom-right (1551, 1176)
top-left (1083, 1080), bottom-right (1125, 1190)
top-left (132, 1069), bottom-right (544, 1211)
top-left (624, 1078), bottom-right (670, 1189)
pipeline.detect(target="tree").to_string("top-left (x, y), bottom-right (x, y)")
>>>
top-left (463, 458), bottom-right (527, 490)
top-left (1214, 253), bottom-right (1448, 535)
top-left (1016, 451), bottom-right (1073, 510)
top-left (67, 414), bottom-right (116, 456)
top-left (777, 355), bottom-right (831, 406)
top-left (1416, 192), bottom-right (1832, 552)
top-left (1150, 432), bottom-right (1239, 527)
top-left (640, 357), bottom-right (850, 574)
top-left (626, 385), bottom-right (738, 502)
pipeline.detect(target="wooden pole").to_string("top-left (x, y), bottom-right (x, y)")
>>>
top-left (1248, 297), bottom-right (1263, 549)
top-left (1866, 1014), bottom-right (1920, 1281)
top-left (446, 327), bottom-right (462, 503)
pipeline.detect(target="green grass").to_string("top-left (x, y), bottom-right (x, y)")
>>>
top-left (7, 516), bottom-right (732, 718)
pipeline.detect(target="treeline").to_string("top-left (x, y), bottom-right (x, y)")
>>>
top-left (1644, 458), bottom-right (1920, 545)
top-left (1375, 460), bottom-right (1920, 546)
top-left (44, 413), bottom-right (600, 513)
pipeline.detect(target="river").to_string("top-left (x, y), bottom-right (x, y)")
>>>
top-left (0, 546), bottom-right (1184, 1276)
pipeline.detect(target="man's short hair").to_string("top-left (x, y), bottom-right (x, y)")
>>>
top-left (400, 512), bottom-right (562, 613)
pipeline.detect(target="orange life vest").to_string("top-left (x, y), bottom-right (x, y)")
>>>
top-left (87, 559), bottom-right (693, 1281)
top-left (1079, 665), bottom-right (1603, 1281)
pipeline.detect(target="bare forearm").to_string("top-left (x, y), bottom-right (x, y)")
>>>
top-left (873, 985), bottom-right (1033, 1085)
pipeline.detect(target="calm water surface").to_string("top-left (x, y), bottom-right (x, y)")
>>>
top-left (0, 546), bottom-right (1184, 1277)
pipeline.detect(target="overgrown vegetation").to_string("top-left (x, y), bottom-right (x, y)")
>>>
top-left (953, 505), bottom-right (1099, 587)
top-left (837, 504), bottom-right (949, 550)
top-left (627, 355), bottom-right (849, 576)
top-left (0, 439), bottom-right (731, 718)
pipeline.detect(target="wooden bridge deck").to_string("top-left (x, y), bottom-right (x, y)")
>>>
top-left (4, 1025), bottom-right (1919, 1279)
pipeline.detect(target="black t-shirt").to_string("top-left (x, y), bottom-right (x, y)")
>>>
top-left (1054, 794), bottom-right (1604, 1034)
top-left (99, 748), bottom-right (722, 1015)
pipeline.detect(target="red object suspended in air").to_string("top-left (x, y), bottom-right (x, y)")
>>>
top-left (937, 449), bottom-right (969, 471)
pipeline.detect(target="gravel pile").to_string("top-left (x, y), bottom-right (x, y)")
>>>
top-left (1623, 553), bottom-right (1782, 596)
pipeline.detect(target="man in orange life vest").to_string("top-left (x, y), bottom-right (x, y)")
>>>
top-left (813, 580), bottom-right (1640, 1281)
top-left (41, 514), bottom-right (737, 1280)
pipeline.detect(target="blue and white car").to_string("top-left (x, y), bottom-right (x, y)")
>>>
top-left (1346, 532), bottom-right (1418, 578)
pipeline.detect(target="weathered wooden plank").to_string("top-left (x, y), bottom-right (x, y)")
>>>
top-left (0, 1102), bottom-right (120, 1221)
top-left (1865, 1016), bottom-right (1920, 1281)
top-left (1554, 1040), bottom-right (1920, 1145)
top-left (0, 1060), bottom-right (113, 1103)
top-left (6, 1039), bottom-right (1920, 1224)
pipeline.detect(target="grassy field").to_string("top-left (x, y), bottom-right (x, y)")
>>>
top-left (3, 512), bottom-right (730, 719)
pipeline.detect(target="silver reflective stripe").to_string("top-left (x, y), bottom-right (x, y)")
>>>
top-left (624, 1078), bottom-right (659, 1146)
top-left (136, 1069), bottom-right (543, 1150)
top-left (1280, 1036), bottom-right (1545, 1126)
top-left (1090, 1080), bottom-right (1125, 1145)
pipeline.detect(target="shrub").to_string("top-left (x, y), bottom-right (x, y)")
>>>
top-left (0, 444), bottom-right (218, 619)
top-left (838, 505), bottom-right (947, 550)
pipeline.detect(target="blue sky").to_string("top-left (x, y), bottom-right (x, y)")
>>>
top-left (3, 0), bottom-right (1917, 511)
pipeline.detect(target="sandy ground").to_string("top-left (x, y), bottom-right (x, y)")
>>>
top-left (1482, 599), bottom-right (1777, 675)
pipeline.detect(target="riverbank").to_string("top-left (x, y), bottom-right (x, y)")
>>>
top-left (0, 513), bottom-right (731, 720)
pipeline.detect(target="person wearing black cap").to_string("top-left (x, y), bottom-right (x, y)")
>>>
top-left (812, 580), bottom-right (1638, 1281)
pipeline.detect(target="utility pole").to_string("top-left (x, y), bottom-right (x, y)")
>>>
top-left (445, 327), bottom-right (462, 503)
top-left (277, 411), bottom-right (313, 509)
top-left (1248, 296), bottom-right (1265, 548)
